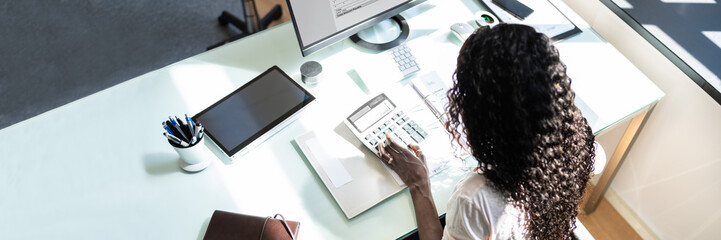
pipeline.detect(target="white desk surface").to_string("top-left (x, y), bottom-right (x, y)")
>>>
top-left (0, 0), bottom-right (663, 239)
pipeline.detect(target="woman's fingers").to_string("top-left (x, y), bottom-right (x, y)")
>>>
top-left (382, 134), bottom-right (404, 166)
top-left (377, 142), bottom-right (393, 165)
top-left (383, 135), bottom-right (400, 158)
top-left (410, 143), bottom-right (426, 163)
top-left (384, 133), bottom-right (404, 155)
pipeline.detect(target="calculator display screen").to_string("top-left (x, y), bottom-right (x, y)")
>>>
top-left (348, 94), bottom-right (395, 132)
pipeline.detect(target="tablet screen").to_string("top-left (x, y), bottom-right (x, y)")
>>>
top-left (194, 66), bottom-right (315, 156)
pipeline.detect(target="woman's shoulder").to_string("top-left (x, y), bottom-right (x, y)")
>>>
top-left (453, 172), bottom-right (504, 203)
top-left (444, 172), bottom-right (526, 239)
top-left (450, 172), bottom-right (510, 220)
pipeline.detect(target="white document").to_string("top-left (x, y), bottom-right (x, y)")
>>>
top-left (303, 132), bottom-right (360, 188)
top-left (411, 71), bottom-right (450, 118)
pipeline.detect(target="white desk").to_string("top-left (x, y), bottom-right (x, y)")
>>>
top-left (0, 0), bottom-right (662, 239)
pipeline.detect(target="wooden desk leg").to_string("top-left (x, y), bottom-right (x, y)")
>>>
top-left (584, 105), bottom-right (654, 214)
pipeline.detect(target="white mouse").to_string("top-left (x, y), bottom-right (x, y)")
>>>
top-left (450, 22), bottom-right (475, 41)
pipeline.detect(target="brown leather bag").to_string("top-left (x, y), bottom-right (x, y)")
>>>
top-left (203, 210), bottom-right (300, 240)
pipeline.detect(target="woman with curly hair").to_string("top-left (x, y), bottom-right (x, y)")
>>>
top-left (377, 23), bottom-right (596, 239)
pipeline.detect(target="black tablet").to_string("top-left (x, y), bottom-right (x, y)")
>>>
top-left (193, 66), bottom-right (315, 157)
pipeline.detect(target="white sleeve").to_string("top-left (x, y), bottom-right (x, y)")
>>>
top-left (442, 195), bottom-right (491, 240)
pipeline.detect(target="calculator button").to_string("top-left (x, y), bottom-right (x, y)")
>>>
top-left (369, 139), bottom-right (377, 146)
top-left (384, 129), bottom-right (393, 135)
top-left (400, 134), bottom-right (412, 145)
top-left (404, 130), bottom-right (414, 137)
top-left (394, 133), bottom-right (408, 145)
top-left (416, 129), bottom-right (428, 138)
top-left (410, 132), bottom-right (424, 143)
top-left (365, 134), bottom-right (373, 141)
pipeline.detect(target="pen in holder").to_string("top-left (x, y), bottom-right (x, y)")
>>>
top-left (162, 114), bottom-right (211, 172)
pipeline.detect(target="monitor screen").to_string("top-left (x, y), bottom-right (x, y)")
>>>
top-left (286, 0), bottom-right (425, 56)
top-left (194, 66), bottom-right (315, 157)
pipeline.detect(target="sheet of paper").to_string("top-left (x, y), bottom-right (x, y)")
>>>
top-left (412, 71), bottom-right (446, 97)
top-left (303, 133), bottom-right (360, 188)
top-left (411, 71), bottom-right (451, 118)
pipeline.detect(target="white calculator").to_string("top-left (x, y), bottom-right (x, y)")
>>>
top-left (344, 93), bottom-right (429, 154)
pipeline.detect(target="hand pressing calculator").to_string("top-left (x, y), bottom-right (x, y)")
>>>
top-left (344, 94), bottom-right (429, 155)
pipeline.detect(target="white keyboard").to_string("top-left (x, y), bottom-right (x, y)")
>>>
top-left (388, 44), bottom-right (420, 78)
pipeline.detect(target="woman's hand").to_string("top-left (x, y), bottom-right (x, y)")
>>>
top-left (378, 134), bottom-right (443, 240)
top-left (377, 133), bottom-right (430, 187)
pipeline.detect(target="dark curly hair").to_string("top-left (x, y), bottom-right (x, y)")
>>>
top-left (445, 24), bottom-right (595, 239)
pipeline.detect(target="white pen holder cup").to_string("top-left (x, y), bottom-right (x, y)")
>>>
top-left (171, 136), bottom-right (212, 172)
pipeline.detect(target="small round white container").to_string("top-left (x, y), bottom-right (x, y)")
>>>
top-left (171, 136), bottom-right (212, 172)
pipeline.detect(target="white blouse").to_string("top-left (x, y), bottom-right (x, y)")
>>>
top-left (442, 172), bottom-right (526, 240)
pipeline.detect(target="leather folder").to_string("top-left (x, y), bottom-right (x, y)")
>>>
top-left (203, 210), bottom-right (300, 240)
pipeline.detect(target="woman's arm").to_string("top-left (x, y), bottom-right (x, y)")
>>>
top-left (408, 180), bottom-right (444, 240)
top-left (378, 135), bottom-right (443, 240)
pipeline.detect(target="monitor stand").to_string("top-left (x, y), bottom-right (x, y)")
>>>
top-left (350, 15), bottom-right (409, 51)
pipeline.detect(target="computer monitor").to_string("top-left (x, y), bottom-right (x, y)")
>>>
top-left (286, 0), bottom-right (427, 56)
